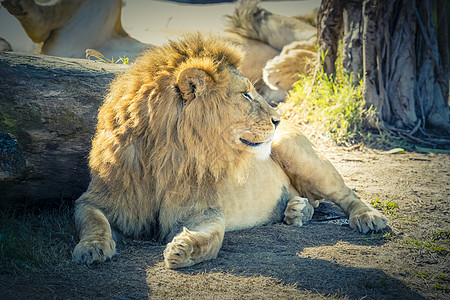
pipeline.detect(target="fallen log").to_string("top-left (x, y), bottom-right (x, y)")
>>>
top-left (0, 52), bottom-right (128, 207)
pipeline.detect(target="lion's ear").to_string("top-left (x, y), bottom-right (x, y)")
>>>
top-left (177, 68), bottom-right (213, 101)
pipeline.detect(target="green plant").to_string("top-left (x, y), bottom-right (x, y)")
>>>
top-left (414, 271), bottom-right (430, 278)
top-left (414, 272), bottom-right (449, 291)
top-left (432, 231), bottom-right (450, 240)
top-left (402, 231), bottom-right (450, 255)
top-left (86, 48), bottom-right (129, 64)
top-left (370, 197), bottom-right (399, 218)
top-left (435, 274), bottom-right (449, 280)
top-left (401, 215), bottom-right (420, 223)
top-left (402, 238), bottom-right (448, 254)
top-left (285, 48), bottom-right (372, 146)
top-left (362, 232), bottom-right (393, 244)
top-left (283, 48), bottom-right (417, 149)
top-left (434, 282), bottom-right (449, 290)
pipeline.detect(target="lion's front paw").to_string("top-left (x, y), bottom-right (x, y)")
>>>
top-left (72, 237), bottom-right (116, 265)
top-left (284, 196), bottom-right (314, 226)
top-left (163, 231), bottom-right (194, 269)
top-left (349, 209), bottom-right (388, 234)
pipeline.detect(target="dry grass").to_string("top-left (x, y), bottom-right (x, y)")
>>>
top-left (0, 204), bottom-right (76, 274)
top-left (147, 265), bottom-right (350, 299)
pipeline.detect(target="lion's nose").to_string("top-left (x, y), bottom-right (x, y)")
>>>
top-left (271, 117), bottom-right (280, 128)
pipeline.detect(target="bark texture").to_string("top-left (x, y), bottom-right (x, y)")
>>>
top-left (0, 52), bottom-right (127, 207)
top-left (342, 0), bottom-right (363, 85)
top-left (317, 0), bottom-right (343, 75)
top-left (318, 0), bottom-right (450, 136)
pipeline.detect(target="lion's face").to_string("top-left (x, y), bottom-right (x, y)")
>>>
top-left (226, 69), bottom-right (281, 160)
top-left (175, 63), bottom-right (280, 162)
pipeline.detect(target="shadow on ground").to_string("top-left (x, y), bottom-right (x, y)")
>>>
top-left (1, 219), bottom-right (424, 300)
top-left (161, 222), bottom-right (426, 299)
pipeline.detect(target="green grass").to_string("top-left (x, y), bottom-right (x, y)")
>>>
top-left (414, 272), bottom-right (449, 291)
top-left (283, 48), bottom-right (413, 149)
top-left (401, 231), bottom-right (450, 255)
top-left (85, 48), bottom-right (129, 64)
top-left (401, 215), bottom-right (420, 224)
top-left (370, 197), bottom-right (399, 218)
top-left (362, 232), bottom-right (394, 244)
top-left (432, 231), bottom-right (450, 240)
top-left (0, 206), bottom-right (75, 274)
top-left (285, 49), bottom-right (372, 146)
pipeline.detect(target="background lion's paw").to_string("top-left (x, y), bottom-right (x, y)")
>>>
top-left (72, 238), bottom-right (116, 265)
top-left (284, 196), bottom-right (314, 226)
top-left (349, 210), bottom-right (388, 234)
top-left (163, 235), bottom-right (194, 269)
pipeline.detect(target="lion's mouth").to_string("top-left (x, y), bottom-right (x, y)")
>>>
top-left (239, 138), bottom-right (264, 147)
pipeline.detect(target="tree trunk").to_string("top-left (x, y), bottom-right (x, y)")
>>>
top-left (342, 0), bottom-right (363, 85)
top-left (0, 52), bottom-right (127, 207)
top-left (361, 0), bottom-right (385, 128)
top-left (317, 0), bottom-right (343, 76)
top-left (385, 1), bottom-right (418, 128)
top-left (415, 0), bottom-right (450, 132)
top-left (437, 0), bottom-right (449, 104)
top-left (318, 0), bottom-right (450, 138)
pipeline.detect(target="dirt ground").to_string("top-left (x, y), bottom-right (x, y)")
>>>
top-left (0, 139), bottom-right (449, 300)
top-left (1, 1), bottom-right (448, 298)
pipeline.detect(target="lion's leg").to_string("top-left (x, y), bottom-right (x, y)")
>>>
top-left (272, 122), bottom-right (387, 233)
top-left (284, 196), bottom-right (314, 226)
top-left (72, 201), bottom-right (116, 264)
top-left (163, 210), bottom-right (225, 269)
top-left (2, 0), bottom-right (84, 43)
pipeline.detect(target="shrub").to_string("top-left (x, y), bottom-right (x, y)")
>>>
top-left (283, 50), bottom-right (374, 146)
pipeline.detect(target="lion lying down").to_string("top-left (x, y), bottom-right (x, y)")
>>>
top-left (2, 0), bottom-right (316, 101)
top-left (72, 34), bottom-right (387, 268)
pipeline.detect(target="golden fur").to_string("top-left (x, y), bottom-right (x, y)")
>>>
top-left (73, 34), bottom-right (387, 268)
top-left (263, 41), bottom-right (317, 91)
top-left (2, 0), bottom-right (147, 59)
top-left (225, 0), bottom-right (316, 51)
top-left (225, 0), bottom-right (318, 96)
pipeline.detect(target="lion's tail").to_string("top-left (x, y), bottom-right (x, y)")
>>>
top-left (225, 0), bottom-right (316, 52)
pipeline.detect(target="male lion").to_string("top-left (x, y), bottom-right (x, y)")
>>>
top-left (72, 34), bottom-right (387, 268)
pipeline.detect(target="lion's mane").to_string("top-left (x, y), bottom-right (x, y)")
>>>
top-left (86, 34), bottom-right (249, 240)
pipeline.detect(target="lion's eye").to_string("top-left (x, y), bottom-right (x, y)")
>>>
top-left (243, 93), bottom-right (252, 101)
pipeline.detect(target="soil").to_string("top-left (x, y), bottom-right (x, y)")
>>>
top-left (1, 140), bottom-right (449, 300)
top-left (1, 0), bottom-right (448, 298)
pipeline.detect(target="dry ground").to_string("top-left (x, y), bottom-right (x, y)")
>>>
top-left (2, 1), bottom-right (448, 299)
top-left (1, 142), bottom-right (449, 300)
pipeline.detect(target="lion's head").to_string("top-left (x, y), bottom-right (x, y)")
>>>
top-left (89, 34), bottom-right (280, 208)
